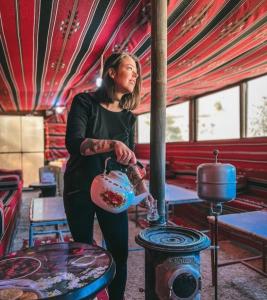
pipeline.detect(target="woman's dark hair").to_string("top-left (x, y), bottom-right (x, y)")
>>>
top-left (98, 51), bottom-right (141, 110)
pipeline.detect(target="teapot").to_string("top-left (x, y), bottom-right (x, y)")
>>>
top-left (90, 158), bottom-right (149, 213)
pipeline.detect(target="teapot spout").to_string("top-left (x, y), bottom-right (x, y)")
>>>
top-left (132, 192), bottom-right (149, 206)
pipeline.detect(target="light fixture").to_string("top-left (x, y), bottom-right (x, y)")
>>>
top-left (96, 77), bottom-right (102, 87)
top-left (54, 106), bottom-right (65, 114)
top-left (96, 54), bottom-right (104, 87)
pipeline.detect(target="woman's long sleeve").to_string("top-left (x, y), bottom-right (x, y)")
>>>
top-left (65, 94), bottom-right (90, 155)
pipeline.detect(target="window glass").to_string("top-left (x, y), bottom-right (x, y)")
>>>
top-left (247, 75), bottom-right (267, 137)
top-left (197, 87), bottom-right (240, 140)
top-left (166, 102), bottom-right (189, 142)
top-left (137, 102), bottom-right (189, 143)
top-left (137, 113), bottom-right (150, 143)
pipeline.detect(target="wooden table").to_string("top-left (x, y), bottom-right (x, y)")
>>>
top-left (135, 181), bottom-right (202, 224)
top-left (207, 210), bottom-right (267, 280)
top-left (164, 183), bottom-right (201, 205)
top-left (29, 197), bottom-right (69, 247)
top-left (0, 242), bottom-right (115, 299)
top-left (150, 181), bottom-right (202, 219)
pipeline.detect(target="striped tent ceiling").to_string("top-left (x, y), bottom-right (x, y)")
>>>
top-left (0, 0), bottom-right (267, 115)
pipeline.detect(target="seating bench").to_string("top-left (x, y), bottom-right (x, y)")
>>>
top-left (135, 139), bottom-right (267, 213)
top-left (0, 169), bottom-right (23, 256)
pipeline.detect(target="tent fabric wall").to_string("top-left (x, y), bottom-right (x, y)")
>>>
top-left (1, 0), bottom-right (267, 160)
top-left (0, 0), bottom-right (266, 114)
top-left (45, 114), bottom-right (68, 161)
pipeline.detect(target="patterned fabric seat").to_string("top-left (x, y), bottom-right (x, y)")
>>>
top-left (0, 169), bottom-right (23, 256)
top-left (0, 175), bottom-right (20, 191)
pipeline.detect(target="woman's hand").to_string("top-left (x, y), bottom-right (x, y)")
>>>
top-left (114, 140), bottom-right (137, 165)
top-left (139, 193), bottom-right (155, 208)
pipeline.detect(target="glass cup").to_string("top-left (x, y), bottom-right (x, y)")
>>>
top-left (146, 199), bottom-right (159, 222)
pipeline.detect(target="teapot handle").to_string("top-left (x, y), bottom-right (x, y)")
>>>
top-left (103, 157), bottom-right (145, 179)
top-left (104, 157), bottom-right (112, 176)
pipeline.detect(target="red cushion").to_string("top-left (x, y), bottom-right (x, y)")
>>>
top-left (0, 175), bottom-right (20, 191)
top-left (0, 169), bottom-right (22, 179)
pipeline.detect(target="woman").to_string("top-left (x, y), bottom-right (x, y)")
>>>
top-left (64, 51), bottom-right (151, 300)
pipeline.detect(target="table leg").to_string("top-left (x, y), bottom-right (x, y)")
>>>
top-left (165, 203), bottom-right (169, 223)
top-left (135, 205), bottom-right (139, 227)
top-left (210, 222), bottom-right (215, 286)
top-left (58, 230), bottom-right (64, 242)
top-left (55, 224), bottom-right (63, 242)
top-left (29, 222), bottom-right (33, 247)
top-left (263, 242), bottom-right (266, 273)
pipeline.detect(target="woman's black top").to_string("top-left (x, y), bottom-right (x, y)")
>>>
top-left (64, 91), bottom-right (136, 194)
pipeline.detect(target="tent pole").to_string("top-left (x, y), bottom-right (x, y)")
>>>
top-left (149, 0), bottom-right (167, 225)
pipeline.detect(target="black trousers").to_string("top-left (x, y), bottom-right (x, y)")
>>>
top-left (63, 190), bottom-right (128, 300)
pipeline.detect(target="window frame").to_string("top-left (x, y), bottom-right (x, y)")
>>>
top-left (136, 112), bottom-right (151, 144)
top-left (165, 101), bottom-right (190, 143)
top-left (137, 101), bottom-right (190, 144)
top-left (136, 73), bottom-right (267, 143)
top-left (195, 85), bottom-right (241, 141)
top-left (245, 74), bottom-right (267, 138)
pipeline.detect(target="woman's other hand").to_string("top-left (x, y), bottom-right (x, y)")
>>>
top-left (114, 140), bottom-right (137, 165)
top-left (139, 193), bottom-right (155, 208)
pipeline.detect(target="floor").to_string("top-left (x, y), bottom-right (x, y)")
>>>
top-left (10, 191), bottom-right (267, 300)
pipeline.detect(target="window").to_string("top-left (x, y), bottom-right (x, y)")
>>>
top-left (166, 102), bottom-right (189, 142)
top-left (0, 116), bottom-right (44, 187)
top-left (197, 87), bottom-right (240, 140)
top-left (247, 75), bottom-right (267, 137)
top-left (137, 102), bottom-right (189, 143)
top-left (137, 113), bottom-right (150, 143)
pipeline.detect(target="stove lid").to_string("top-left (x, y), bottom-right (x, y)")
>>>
top-left (135, 226), bottom-right (210, 253)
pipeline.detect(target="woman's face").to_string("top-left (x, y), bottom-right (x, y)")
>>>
top-left (111, 55), bottom-right (139, 95)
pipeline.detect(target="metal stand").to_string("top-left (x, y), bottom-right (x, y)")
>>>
top-left (210, 202), bottom-right (222, 300)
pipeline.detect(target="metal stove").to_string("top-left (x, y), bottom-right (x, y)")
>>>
top-left (136, 226), bottom-right (210, 300)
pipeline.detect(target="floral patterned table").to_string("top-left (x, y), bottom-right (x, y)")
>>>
top-left (0, 242), bottom-right (115, 299)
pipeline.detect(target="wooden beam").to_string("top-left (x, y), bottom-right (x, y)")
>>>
top-left (150, 0), bottom-right (167, 225)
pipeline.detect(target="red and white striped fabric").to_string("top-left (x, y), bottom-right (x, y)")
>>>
top-left (1, 0), bottom-right (267, 160)
top-left (0, 0), bottom-right (266, 114)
